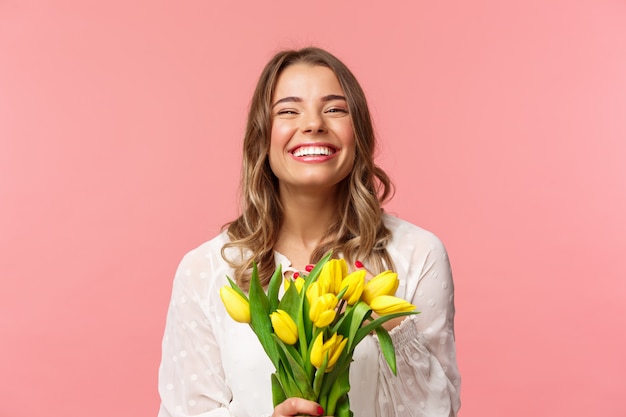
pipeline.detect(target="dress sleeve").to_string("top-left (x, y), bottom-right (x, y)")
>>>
top-left (376, 236), bottom-right (461, 417)
top-left (157, 251), bottom-right (234, 417)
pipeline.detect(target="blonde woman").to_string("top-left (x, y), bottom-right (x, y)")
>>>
top-left (158, 47), bottom-right (461, 417)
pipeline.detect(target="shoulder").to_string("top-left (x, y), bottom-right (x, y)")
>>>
top-left (383, 213), bottom-right (446, 252)
top-left (179, 230), bottom-right (230, 265)
top-left (382, 213), bottom-right (450, 274)
top-left (173, 230), bottom-right (234, 290)
top-left (382, 214), bottom-right (453, 298)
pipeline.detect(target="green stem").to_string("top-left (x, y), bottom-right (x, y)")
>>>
top-left (332, 299), bottom-right (346, 328)
top-left (297, 296), bottom-right (308, 364)
top-left (319, 392), bottom-right (328, 415)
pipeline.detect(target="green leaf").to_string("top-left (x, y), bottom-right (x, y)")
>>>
top-left (272, 336), bottom-right (296, 378)
top-left (249, 263), bottom-right (270, 314)
top-left (325, 369), bottom-right (351, 416)
top-left (271, 373), bottom-right (287, 407)
top-left (226, 276), bottom-right (248, 301)
top-left (316, 349), bottom-right (350, 402)
top-left (248, 263), bottom-right (280, 369)
top-left (335, 394), bottom-right (354, 417)
top-left (375, 325), bottom-right (397, 375)
top-left (277, 361), bottom-right (304, 399)
top-left (345, 302), bottom-right (373, 353)
top-left (335, 285), bottom-right (349, 300)
top-left (272, 335), bottom-right (315, 400)
top-left (267, 264), bottom-right (282, 312)
top-left (302, 292), bottom-right (313, 350)
top-left (312, 351), bottom-right (329, 398)
top-left (278, 281), bottom-right (300, 319)
top-left (332, 303), bottom-right (358, 336)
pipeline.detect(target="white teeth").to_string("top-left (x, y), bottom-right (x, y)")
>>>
top-left (293, 146), bottom-right (334, 157)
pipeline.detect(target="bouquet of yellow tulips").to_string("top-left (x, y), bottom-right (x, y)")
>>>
top-left (219, 253), bottom-right (418, 417)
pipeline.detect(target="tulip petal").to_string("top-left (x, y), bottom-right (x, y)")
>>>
top-left (319, 259), bottom-right (346, 294)
top-left (369, 295), bottom-right (415, 315)
top-left (310, 332), bottom-right (325, 369)
top-left (271, 309), bottom-right (298, 345)
top-left (340, 270), bottom-right (366, 305)
top-left (219, 286), bottom-right (251, 323)
top-left (315, 310), bottom-right (336, 328)
top-left (309, 293), bottom-right (339, 328)
top-left (362, 271), bottom-right (399, 304)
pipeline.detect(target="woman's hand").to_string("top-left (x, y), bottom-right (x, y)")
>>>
top-left (271, 397), bottom-right (328, 417)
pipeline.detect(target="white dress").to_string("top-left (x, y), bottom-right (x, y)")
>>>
top-left (157, 215), bottom-right (461, 417)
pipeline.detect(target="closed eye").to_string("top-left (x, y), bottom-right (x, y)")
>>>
top-left (276, 109), bottom-right (299, 116)
top-left (325, 107), bottom-right (349, 114)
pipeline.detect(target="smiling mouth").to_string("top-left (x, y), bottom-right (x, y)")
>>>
top-left (291, 145), bottom-right (337, 157)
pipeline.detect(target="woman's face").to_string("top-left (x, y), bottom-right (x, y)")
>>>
top-left (269, 63), bottom-right (355, 196)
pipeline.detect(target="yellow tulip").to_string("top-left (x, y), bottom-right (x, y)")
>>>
top-left (284, 276), bottom-right (305, 293)
top-left (362, 270), bottom-right (399, 304)
top-left (270, 309), bottom-right (299, 345)
top-left (293, 277), bottom-right (305, 293)
top-left (310, 332), bottom-right (348, 372)
top-left (306, 281), bottom-right (321, 306)
top-left (318, 259), bottom-right (347, 295)
top-left (339, 270), bottom-right (366, 305)
top-left (309, 293), bottom-right (338, 328)
top-left (219, 286), bottom-right (251, 323)
top-left (369, 295), bottom-right (416, 316)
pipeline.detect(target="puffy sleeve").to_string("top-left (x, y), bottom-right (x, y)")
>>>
top-left (158, 249), bottom-right (234, 417)
top-left (376, 227), bottom-right (461, 417)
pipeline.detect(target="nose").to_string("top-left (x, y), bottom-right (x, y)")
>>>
top-left (301, 112), bottom-right (326, 134)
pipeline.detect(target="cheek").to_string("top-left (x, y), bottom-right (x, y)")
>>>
top-left (270, 122), bottom-right (293, 147)
top-left (336, 119), bottom-right (355, 146)
top-left (346, 152), bottom-right (356, 173)
top-left (268, 125), bottom-right (284, 160)
top-left (268, 124), bottom-right (287, 170)
top-left (342, 128), bottom-right (356, 154)
top-left (342, 128), bottom-right (357, 170)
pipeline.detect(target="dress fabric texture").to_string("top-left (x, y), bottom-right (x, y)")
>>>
top-left (158, 214), bottom-right (461, 417)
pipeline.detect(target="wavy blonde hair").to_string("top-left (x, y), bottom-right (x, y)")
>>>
top-left (222, 47), bottom-right (395, 288)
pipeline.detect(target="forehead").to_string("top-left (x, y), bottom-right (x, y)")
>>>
top-left (272, 64), bottom-right (344, 98)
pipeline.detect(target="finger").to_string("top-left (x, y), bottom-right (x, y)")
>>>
top-left (273, 397), bottom-right (324, 416)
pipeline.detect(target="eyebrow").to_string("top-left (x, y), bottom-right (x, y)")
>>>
top-left (271, 94), bottom-right (347, 108)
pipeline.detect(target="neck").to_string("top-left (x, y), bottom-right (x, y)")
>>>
top-left (275, 185), bottom-right (339, 267)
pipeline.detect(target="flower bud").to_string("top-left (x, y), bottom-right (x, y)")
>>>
top-left (284, 276), bottom-right (305, 293)
top-left (310, 332), bottom-right (348, 372)
top-left (362, 270), bottom-right (399, 304)
top-left (318, 259), bottom-right (348, 295)
top-left (339, 270), bottom-right (366, 305)
top-left (270, 309), bottom-right (299, 345)
top-left (306, 281), bottom-right (321, 306)
top-left (219, 286), bottom-right (251, 323)
top-left (309, 293), bottom-right (338, 328)
top-left (369, 295), bottom-right (416, 316)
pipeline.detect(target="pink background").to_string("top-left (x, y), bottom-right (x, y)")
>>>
top-left (1, 1), bottom-right (625, 416)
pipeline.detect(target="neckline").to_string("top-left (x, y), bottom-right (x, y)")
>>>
top-left (274, 251), bottom-right (299, 276)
